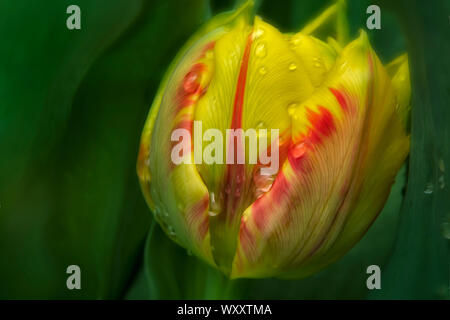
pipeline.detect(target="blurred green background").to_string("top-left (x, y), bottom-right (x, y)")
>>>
top-left (0, 0), bottom-right (448, 299)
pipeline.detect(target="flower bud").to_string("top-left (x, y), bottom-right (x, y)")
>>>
top-left (137, 1), bottom-right (410, 278)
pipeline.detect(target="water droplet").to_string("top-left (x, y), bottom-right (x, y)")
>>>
top-left (291, 143), bottom-right (306, 159)
top-left (183, 70), bottom-right (200, 93)
top-left (288, 103), bottom-right (298, 116)
top-left (234, 187), bottom-right (241, 198)
top-left (288, 63), bottom-right (297, 71)
top-left (229, 51), bottom-right (237, 61)
top-left (208, 211), bottom-right (218, 217)
top-left (168, 225), bottom-right (176, 236)
top-left (255, 43), bottom-right (267, 58)
top-left (313, 58), bottom-right (322, 68)
top-left (290, 38), bottom-right (300, 48)
top-left (209, 192), bottom-right (220, 217)
top-left (205, 50), bottom-right (213, 59)
top-left (256, 121), bottom-right (266, 128)
top-left (253, 171), bottom-right (275, 198)
top-left (187, 250), bottom-right (193, 256)
top-left (258, 66), bottom-right (267, 75)
top-left (424, 183), bottom-right (434, 194)
top-left (252, 28), bottom-right (264, 40)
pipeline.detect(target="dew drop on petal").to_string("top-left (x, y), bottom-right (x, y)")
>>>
top-left (291, 142), bottom-right (306, 159)
top-left (258, 66), bottom-right (267, 75)
top-left (205, 50), bottom-right (214, 59)
top-left (209, 191), bottom-right (221, 215)
top-left (290, 38), bottom-right (300, 49)
top-left (255, 42), bottom-right (267, 58)
top-left (288, 63), bottom-right (297, 71)
top-left (288, 103), bottom-right (298, 116)
top-left (229, 51), bottom-right (237, 62)
top-left (253, 171), bottom-right (275, 198)
top-left (183, 70), bottom-right (200, 93)
top-left (208, 211), bottom-right (218, 217)
top-left (256, 121), bottom-right (266, 128)
top-left (252, 28), bottom-right (264, 40)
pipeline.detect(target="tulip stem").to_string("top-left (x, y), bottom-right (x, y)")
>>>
top-left (336, 0), bottom-right (349, 45)
top-left (300, 3), bottom-right (338, 35)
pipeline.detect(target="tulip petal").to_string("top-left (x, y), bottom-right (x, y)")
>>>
top-left (231, 31), bottom-right (409, 278)
top-left (193, 15), bottom-right (319, 274)
top-left (137, 2), bottom-right (254, 264)
top-left (289, 33), bottom-right (337, 87)
top-left (387, 54), bottom-right (411, 130)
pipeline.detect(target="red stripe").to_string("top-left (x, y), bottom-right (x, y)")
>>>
top-left (230, 34), bottom-right (252, 129)
top-left (223, 34), bottom-right (253, 217)
top-left (329, 87), bottom-right (348, 112)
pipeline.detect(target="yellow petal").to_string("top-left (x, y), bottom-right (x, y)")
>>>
top-left (231, 31), bottom-right (409, 278)
top-left (387, 54), bottom-right (411, 130)
top-left (289, 32), bottom-right (337, 87)
top-left (194, 15), bottom-right (317, 274)
top-left (137, 2), bottom-right (254, 265)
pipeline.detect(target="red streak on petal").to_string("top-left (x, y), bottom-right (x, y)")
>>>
top-left (202, 41), bottom-right (215, 54)
top-left (252, 171), bottom-right (290, 232)
top-left (288, 143), bottom-right (308, 173)
top-left (223, 33), bottom-right (253, 216)
top-left (179, 63), bottom-right (207, 105)
top-left (167, 42), bottom-right (216, 171)
top-left (238, 219), bottom-right (255, 258)
top-left (230, 34), bottom-right (252, 129)
top-left (307, 106), bottom-right (335, 138)
top-left (302, 106), bottom-right (336, 146)
top-left (187, 194), bottom-right (210, 240)
top-left (329, 87), bottom-right (348, 112)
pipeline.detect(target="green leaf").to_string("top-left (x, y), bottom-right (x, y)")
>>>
top-left (0, 0), bottom-right (209, 299)
top-left (370, 0), bottom-right (450, 299)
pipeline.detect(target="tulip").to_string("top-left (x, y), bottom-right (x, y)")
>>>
top-left (137, 0), bottom-right (411, 278)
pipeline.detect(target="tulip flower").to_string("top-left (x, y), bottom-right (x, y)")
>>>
top-left (137, 0), bottom-right (411, 278)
